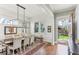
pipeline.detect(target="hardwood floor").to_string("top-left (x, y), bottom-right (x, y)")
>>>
top-left (0, 42), bottom-right (68, 55)
top-left (33, 43), bottom-right (68, 55)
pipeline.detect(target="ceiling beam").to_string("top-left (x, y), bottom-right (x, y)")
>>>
top-left (16, 4), bottom-right (26, 10)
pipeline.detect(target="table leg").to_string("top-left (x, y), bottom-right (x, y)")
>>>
top-left (6, 47), bottom-right (7, 55)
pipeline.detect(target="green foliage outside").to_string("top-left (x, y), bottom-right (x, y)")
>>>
top-left (58, 34), bottom-right (69, 41)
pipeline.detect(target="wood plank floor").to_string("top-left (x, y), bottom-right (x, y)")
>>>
top-left (1, 42), bottom-right (68, 55)
top-left (33, 43), bottom-right (68, 55)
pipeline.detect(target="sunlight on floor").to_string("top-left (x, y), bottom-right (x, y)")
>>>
top-left (56, 44), bottom-right (68, 55)
top-left (33, 44), bottom-right (68, 55)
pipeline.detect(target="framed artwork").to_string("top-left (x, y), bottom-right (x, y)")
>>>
top-left (4, 26), bottom-right (17, 35)
top-left (47, 26), bottom-right (51, 32)
top-left (41, 24), bottom-right (45, 32)
top-left (34, 22), bottom-right (45, 33)
top-left (34, 22), bottom-right (39, 32)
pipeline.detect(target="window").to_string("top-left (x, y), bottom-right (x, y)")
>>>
top-left (0, 18), bottom-right (10, 25)
top-left (11, 19), bottom-right (18, 25)
top-left (0, 18), bottom-right (18, 25)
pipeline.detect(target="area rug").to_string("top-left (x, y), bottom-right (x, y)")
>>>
top-left (18, 42), bottom-right (45, 55)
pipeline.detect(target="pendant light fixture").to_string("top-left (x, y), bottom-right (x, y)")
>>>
top-left (16, 4), bottom-right (26, 27)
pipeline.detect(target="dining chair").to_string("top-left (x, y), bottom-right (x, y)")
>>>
top-left (30, 35), bottom-right (34, 45)
top-left (8, 38), bottom-right (22, 55)
top-left (0, 41), bottom-right (6, 55)
top-left (24, 37), bottom-right (29, 51)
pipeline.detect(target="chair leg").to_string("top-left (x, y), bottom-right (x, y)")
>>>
top-left (7, 49), bottom-right (10, 55)
top-left (7, 49), bottom-right (9, 55)
top-left (19, 48), bottom-right (22, 53)
top-left (24, 46), bottom-right (25, 51)
top-left (13, 49), bottom-right (14, 55)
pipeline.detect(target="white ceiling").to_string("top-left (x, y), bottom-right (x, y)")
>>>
top-left (50, 4), bottom-right (76, 13)
top-left (0, 4), bottom-right (76, 22)
top-left (22, 4), bottom-right (76, 17)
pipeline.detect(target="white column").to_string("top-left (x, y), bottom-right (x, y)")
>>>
top-left (75, 5), bottom-right (79, 40)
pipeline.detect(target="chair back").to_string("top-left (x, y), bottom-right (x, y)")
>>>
top-left (13, 38), bottom-right (22, 48)
top-left (30, 35), bottom-right (34, 43)
top-left (24, 37), bottom-right (29, 46)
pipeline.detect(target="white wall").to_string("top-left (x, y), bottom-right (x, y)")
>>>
top-left (30, 12), bottom-right (55, 45)
top-left (75, 5), bottom-right (79, 40)
top-left (42, 14), bottom-right (54, 45)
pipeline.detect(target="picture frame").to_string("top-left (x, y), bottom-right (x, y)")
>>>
top-left (47, 26), bottom-right (51, 32)
top-left (34, 22), bottom-right (39, 32)
top-left (4, 26), bottom-right (17, 35)
top-left (41, 24), bottom-right (45, 32)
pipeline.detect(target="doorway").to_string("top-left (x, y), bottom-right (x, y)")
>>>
top-left (57, 15), bottom-right (73, 45)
